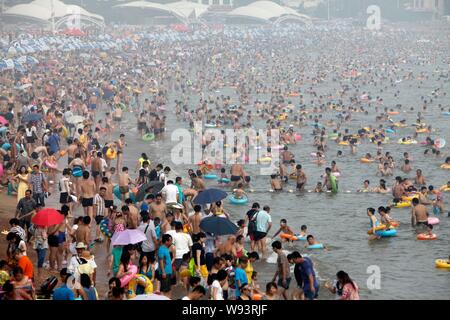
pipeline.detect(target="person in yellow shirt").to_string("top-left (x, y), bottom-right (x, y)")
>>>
top-left (244, 252), bottom-right (259, 284)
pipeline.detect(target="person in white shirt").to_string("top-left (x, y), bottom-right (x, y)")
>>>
top-left (181, 285), bottom-right (206, 300)
top-left (138, 214), bottom-right (158, 260)
top-left (210, 270), bottom-right (228, 300)
top-left (67, 243), bottom-right (97, 284)
top-left (161, 180), bottom-right (179, 206)
top-left (172, 222), bottom-right (193, 277)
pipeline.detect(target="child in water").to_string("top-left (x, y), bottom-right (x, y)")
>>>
top-left (232, 183), bottom-right (247, 199)
top-left (314, 182), bottom-right (323, 192)
top-left (298, 225), bottom-right (308, 239)
top-left (305, 235), bottom-right (325, 249)
top-left (218, 168), bottom-right (230, 185)
top-left (272, 219), bottom-right (295, 242)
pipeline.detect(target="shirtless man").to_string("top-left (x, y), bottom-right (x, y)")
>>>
top-left (230, 163), bottom-right (245, 187)
top-left (112, 106), bottom-right (122, 130)
top-left (80, 171), bottom-right (96, 223)
top-left (69, 153), bottom-right (85, 196)
top-left (91, 152), bottom-right (103, 191)
top-left (118, 167), bottom-right (133, 204)
top-left (411, 198), bottom-right (429, 231)
top-left (418, 186), bottom-right (432, 205)
top-left (189, 205), bottom-right (202, 235)
top-left (401, 159), bottom-right (412, 174)
top-left (415, 169), bottom-right (426, 186)
top-left (150, 194), bottom-right (167, 222)
top-left (215, 236), bottom-right (237, 257)
top-left (191, 173), bottom-right (206, 192)
top-left (125, 199), bottom-right (139, 229)
top-left (66, 138), bottom-right (79, 165)
top-left (160, 212), bottom-right (174, 234)
top-left (33, 145), bottom-right (49, 158)
top-left (280, 146), bottom-right (294, 165)
top-left (295, 164), bottom-right (307, 191)
top-left (75, 216), bottom-right (91, 247)
top-left (270, 174), bottom-right (283, 191)
top-left (116, 134), bottom-right (126, 176)
top-left (101, 177), bottom-right (115, 217)
top-left (392, 177), bottom-right (405, 199)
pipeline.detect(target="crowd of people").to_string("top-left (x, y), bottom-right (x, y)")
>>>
top-left (0, 18), bottom-right (449, 301)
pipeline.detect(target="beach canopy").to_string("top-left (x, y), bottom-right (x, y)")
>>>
top-left (200, 216), bottom-right (238, 236)
top-left (193, 188), bottom-right (227, 205)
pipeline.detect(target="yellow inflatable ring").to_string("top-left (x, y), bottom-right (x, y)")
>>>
top-left (394, 201), bottom-right (411, 208)
top-left (435, 259), bottom-right (450, 268)
top-left (106, 148), bottom-right (117, 160)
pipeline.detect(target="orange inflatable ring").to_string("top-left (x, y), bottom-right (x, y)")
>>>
top-left (360, 158), bottom-right (373, 163)
top-left (280, 233), bottom-right (298, 241)
top-left (287, 92), bottom-right (300, 97)
top-left (387, 111), bottom-right (400, 115)
top-left (417, 233), bottom-right (437, 241)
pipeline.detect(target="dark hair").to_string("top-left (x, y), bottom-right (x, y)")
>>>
top-left (217, 269), bottom-right (228, 281)
top-left (120, 250), bottom-right (131, 272)
top-left (83, 216), bottom-right (91, 225)
top-left (161, 234), bottom-right (172, 244)
top-left (271, 240), bottom-right (282, 250)
top-left (192, 285), bottom-right (206, 295)
top-left (266, 282), bottom-right (278, 293)
top-left (80, 273), bottom-right (92, 288)
top-left (336, 270), bottom-right (356, 290)
top-left (194, 205), bottom-right (202, 212)
top-left (189, 276), bottom-right (201, 287)
top-left (9, 218), bottom-right (20, 226)
top-left (108, 277), bottom-right (121, 288)
top-left (247, 251), bottom-right (260, 260)
top-left (82, 171), bottom-right (90, 179)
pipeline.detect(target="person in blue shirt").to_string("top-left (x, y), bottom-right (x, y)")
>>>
top-left (290, 251), bottom-right (319, 300)
top-left (52, 268), bottom-right (75, 300)
top-left (157, 234), bottom-right (173, 298)
top-left (234, 256), bottom-right (249, 298)
top-left (47, 129), bottom-right (60, 155)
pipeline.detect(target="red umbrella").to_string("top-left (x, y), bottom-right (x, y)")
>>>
top-left (0, 116), bottom-right (8, 125)
top-left (31, 208), bottom-right (64, 227)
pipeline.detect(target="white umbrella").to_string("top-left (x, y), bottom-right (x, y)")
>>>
top-left (129, 294), bottom-right (171, 301)
top-left (111, 229), bottom-right (146, 246)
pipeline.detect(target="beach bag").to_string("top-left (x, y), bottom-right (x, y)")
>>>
top-left (247, 212), bottom-right (258, 235)
top-left (40, 276), bottom-right (58, 294)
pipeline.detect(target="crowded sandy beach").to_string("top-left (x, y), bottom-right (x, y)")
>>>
top-left (1, 0), bottom-right (450, 302)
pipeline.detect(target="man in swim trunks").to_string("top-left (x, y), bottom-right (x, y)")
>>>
top-left (411, 198), bottom-right (429, 232)
top-left (230, 164), bottom-right (244, 187)
top-left (91, 152), bottom-right (103, 192)
top-left (101, 177), bottom-right (115, 217)
top-left (118, 167), bottom-right (133, 204)
top-left (80, 171), bottom-right (96, 224)
top-left (66, 138), bottom-right (79, 166)
top-left (296, 164), bottom-right (307, 191)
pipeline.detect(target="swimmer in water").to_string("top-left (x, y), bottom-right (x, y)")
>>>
top-left (270, 174), bottom-right (283, 191)
top-left (314, 182), bottom-right (323, 193)
top-left (272, 219), bottom-right (295, 242)
top-left (232, 183), bottom-right (247, 199)
top-left (305, 235), bottom-right (323, 248)
top-left (358, 180), bottom-right (372, 193)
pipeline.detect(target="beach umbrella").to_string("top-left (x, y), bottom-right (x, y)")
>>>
top-left (65, 115), bottom-right (84, 125)
top-left (0, 116), bottom-right (8, 125)
top-left (193, 188), bottom-right (227, 205)
top-left (130, 294), bottom-right (170, 300)
top-left (200, 216), bottom-right (238, 236)
top-left (111, 229), bottom-right (146, 246)
top-left (135, 181), bottom-right (164, 202)
top-left (31, 208), bottom-right (64, 227)
top-left (22, 113), bottom-right (43, 123)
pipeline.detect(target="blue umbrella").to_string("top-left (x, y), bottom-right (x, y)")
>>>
top-left (199, 216), bottom-right (238, 236)
top-left (22, 113), bottom-right (43, 123)
top-left (193, 188), bottom-right (227, 205)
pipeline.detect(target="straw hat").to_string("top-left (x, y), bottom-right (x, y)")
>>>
top-left (75, 242), bottom-right (87, 249)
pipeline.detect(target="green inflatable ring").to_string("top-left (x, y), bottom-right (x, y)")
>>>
top-left (142, 133), bottom-right (155, 141)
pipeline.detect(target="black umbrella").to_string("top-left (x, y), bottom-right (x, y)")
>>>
top-left (135, 181), bottom-right (164, 202)
top-left (200, 216), bottom-right (238, 236)
top-left (193, 188), bottom-right (227, 205)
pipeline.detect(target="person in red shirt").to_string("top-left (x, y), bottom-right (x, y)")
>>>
top-left (14, 249), bottom-right (34, 280)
